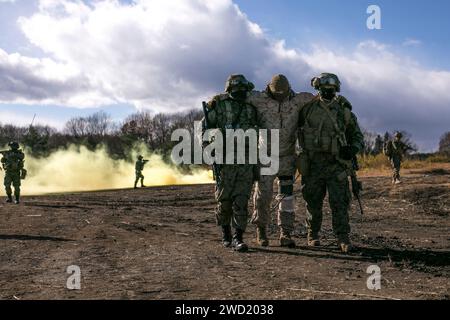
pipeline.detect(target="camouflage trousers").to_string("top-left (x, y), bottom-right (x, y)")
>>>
top-left (391, 157), bottom-right (402, 181)
top-left (135, 171), bottom-right (144, 186)
top-left (215, 164), bottom-right (255, 231)
top-left (301, 159), bottom-right (351, 237)
top-left (4, 171), bottom-right (21, 198)
top-left (252, 155), bottom-right (297, 233)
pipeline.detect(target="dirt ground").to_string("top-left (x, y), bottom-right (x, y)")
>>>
top-left (0, 165), bottom-right (449, 300)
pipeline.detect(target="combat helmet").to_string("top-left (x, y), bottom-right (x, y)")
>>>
top-left (137, 155), bottom-right (144, 160)
top-left (268, 74), bottom-right (291, 98)
top-left (311, 73), bottom-right (341, 92)
top-left (225, 74), bottom-right (255, 93)
top-left (8, 141), bottom-right (19, 150)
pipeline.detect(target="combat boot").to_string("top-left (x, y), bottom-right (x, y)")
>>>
top-left (14, 196), bottom-right (20, 205)
top-left (338, 234), bottom-right (353, 254)
top-left (256, 226), bottom-right (269, 247)
top-left (6, 195), bottom-right (12, 203)
top-left (221, 225), bottom-right (232, 248)
top-left (232, 229), bottom-right (248, 252)
top-left (280, 230), bottom-right (295, 248)
top-left (307, 232), bottom-right (321, 247)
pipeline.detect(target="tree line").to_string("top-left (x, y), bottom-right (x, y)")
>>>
top-left (0, 109), bottom-right (449, 159)
top-left (0, 110), bottom-right (203, 160)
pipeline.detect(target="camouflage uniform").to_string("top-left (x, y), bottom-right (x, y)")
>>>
top-left (247, 75), bottom-right (313, 247)
top-left (298, 73), bottom-right (364, 253)
top-left (1, 142), bottom-right (25, 204)
top-left (134, 156), bottom-right (148, 188)
top-left (203, 74), bottom-right (258, 252)
top-left (385, 133), bottom-right (409, 184)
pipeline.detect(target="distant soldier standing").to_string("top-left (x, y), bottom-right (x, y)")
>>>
top-left (248, 74), bottom-right (313, 248)
top-left (134, 155), bottom-right (148, 188)
top-left (385, 132), bottom-right (410, 184)
top-left (298, 73), bottom-right (364, 253)
top-left (1, 142), bottom-right (26, 204)
top-left (203, 74), bottom-right (258, 252)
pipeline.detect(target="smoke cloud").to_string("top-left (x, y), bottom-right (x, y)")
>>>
top-left (3, 144), bottom-right (212, 196)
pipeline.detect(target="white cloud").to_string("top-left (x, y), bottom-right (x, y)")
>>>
top-left (0, 0), bottom-right (448, 150)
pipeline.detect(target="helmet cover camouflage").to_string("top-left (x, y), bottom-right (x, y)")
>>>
top-left (225, 74), bottom-right (255, 93)
top-left (268, 74), bottom-right (290, 99)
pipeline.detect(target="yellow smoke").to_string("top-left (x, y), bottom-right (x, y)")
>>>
top-left (6, 144), bottom-right (212, 195)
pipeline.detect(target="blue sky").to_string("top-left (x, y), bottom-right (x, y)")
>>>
top-left (0, 0), bottom-right (449, 151)
top-left (235, 0), bottom-right (450, 69)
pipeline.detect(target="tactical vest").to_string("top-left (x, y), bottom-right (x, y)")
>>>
top-left (207, 95), bottom-right (258, 164)
top-left (300, 96), bottom-right (351, 157)
top-left (1, 150), bottom-right (25, 172)
top-left (212, 96), bottom-right (257, 131)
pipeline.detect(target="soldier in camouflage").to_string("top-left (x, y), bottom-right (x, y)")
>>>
top-left (247, 74), bottom-right (313, 247)
top-left (298, 73), bottom-right (364, 253)
top-left (134, 155), bottom-right (148, 188)
top-left (1, 142), bottom-right (26, 204)
top-left (203, 74), bottom-right (258, 252)
top-left (385, 132), bottom-right (410, 184)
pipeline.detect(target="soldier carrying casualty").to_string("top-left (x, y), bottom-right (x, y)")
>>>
top-left (384, 131), bottom-right (412, 184)
top-left (298, 73), bottom-right (364, 253)
top-left (134, 155), bottom-right (149, 189)
top-left (1, 142), bottom-right (27, 204)
top-left (202, 74), bottom-right (258, 253)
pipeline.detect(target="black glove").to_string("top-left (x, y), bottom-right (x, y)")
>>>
top-left (340, 146), bottom-right (356, 161)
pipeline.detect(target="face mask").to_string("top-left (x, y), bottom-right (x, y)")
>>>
top-left (320, 87), bottom-right (336, 100)
top-left (230, 90), bottom-right (247, 101)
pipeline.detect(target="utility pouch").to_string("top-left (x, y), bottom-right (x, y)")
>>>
top-left (20, 169), bottom-right (27, 180)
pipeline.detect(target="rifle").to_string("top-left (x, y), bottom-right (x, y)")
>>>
top-left (202, 101), bottom-right (222, 188)
top-left (350, 156), bottom-right (364, 215)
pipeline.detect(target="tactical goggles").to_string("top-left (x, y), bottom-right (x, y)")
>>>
top-left (319, 77), bottom-right (339, 86)
top-left (229, 78), bottom-right (249, 86)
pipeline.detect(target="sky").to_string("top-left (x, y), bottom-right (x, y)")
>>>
top-left (0, 0), bottom-right (449, 151)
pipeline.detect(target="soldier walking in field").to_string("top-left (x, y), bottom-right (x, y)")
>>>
top-left (202, 74), bottom-right (258, 252)
top-left (298, 73), bottom-right (364, 253)
top-left (1, 142), bottom-right (26, 204)
top-left (384, 131), bottom-right (411, 184)
top-left (247, 74), bottom-right (313, 248)
top-left (134, 155), bottom-right (148, 188)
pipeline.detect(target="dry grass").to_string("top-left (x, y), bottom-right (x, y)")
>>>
top-left (357, 153), bottom-right (450, 177)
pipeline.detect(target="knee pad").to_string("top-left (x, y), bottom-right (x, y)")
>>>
top-left (278, 176), bottom-right (294, 196)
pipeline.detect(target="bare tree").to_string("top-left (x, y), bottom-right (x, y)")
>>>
top-left (439, 132), bottom-right (450, 153)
